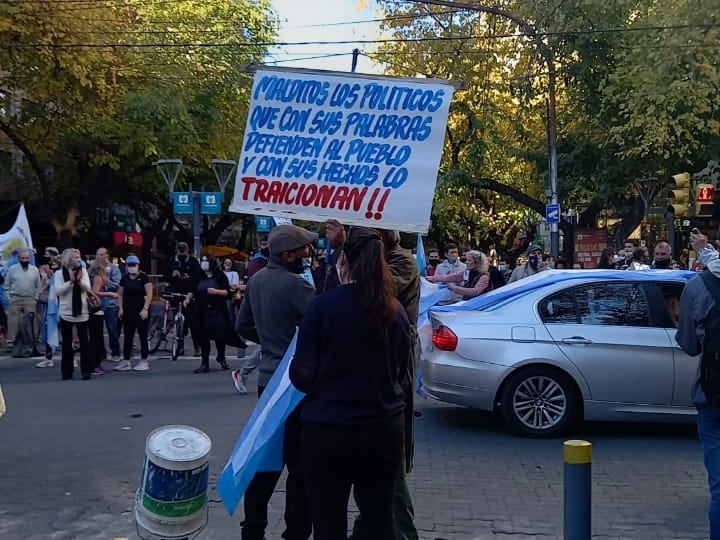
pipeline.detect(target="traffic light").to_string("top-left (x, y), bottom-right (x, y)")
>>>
top-left (696, 183), bottom-right (716, 217)
top-left (668, 172), bottom-right (692, 217)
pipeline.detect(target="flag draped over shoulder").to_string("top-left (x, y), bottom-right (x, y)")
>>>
top-left (217, 332), bottom-right (302, 515)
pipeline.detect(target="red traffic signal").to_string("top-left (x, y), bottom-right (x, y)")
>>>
top-left (697, 185), bottom-right (715, 202)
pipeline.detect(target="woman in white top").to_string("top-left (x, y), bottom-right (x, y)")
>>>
top-left (222, 258), bottom-right (240, 289)
top-left (54, 249), bottom-right (92, 380)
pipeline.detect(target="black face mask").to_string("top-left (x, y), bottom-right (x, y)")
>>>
top-left (20, 261), bottom-right (29, 268)
top-left (260, 247), bottom-right (270, 258)
top-left (528, 255), bottom-right (539, 269)
top-left (429, 259), bottom-right (439, 267)
top-left (178, 254), bottom-right (188, 261)
top-left (287, 257), bottom-right (305, 274)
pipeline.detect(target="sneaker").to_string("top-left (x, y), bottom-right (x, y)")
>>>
top-left (114, 360), bottom-right (132, 371)
top-left (93, 366), bottom-right (106, 375)
top-left (232, 370), bottom-right (248, 394)
top-left (35, 359), bottom-right (54, 368)
top-left (132, 360), bottom-right (150, 372)
top-left (107, 356), bottom-right (121, 363)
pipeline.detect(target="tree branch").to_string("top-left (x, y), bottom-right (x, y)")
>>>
top-left (0, 119), bottom-right (49, 201)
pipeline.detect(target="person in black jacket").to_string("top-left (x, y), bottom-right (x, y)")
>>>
top-left (290, 227), bottom-right (411, 540)
top-left (184, 254), bottom-right (231, 373)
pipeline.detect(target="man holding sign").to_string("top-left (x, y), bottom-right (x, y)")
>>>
top-left (235, 224), bottom-right (316, 540)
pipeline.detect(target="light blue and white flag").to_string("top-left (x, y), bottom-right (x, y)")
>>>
top-left (44, 272), bottom-right (60, 350)
top-left (415, 233), bottom-right (427, 277)
top-left (217, 331), bottom-right (303, 515)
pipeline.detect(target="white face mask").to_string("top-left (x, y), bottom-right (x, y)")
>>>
top-left (498, 264), bottom-right (506, 272)
top-left (127, 266), bottom-right (138, 275)
top-left (200, 261), bottom-right (210, 272)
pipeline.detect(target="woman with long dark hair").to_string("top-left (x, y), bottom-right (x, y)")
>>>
top-left (290, 227), bottom-right (411, 540)
top-left (185, 253), bottom-right (231, 373)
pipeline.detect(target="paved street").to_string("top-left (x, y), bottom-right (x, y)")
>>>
top-left (0, 348), bottom-right (710, 540)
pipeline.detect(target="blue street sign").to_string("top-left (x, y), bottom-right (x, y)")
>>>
top-left (200, 192), bottom-right (222, 215)
top-left (255, 216), bottom-right (272, 233)
top-left (546, 203), bottom-right (561, 224)
top-left (173, 192), bottom-right (192, 215)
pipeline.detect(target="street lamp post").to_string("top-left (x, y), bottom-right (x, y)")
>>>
top-left (211, 159), bottom-right (237, 194)
top-left (407, 0), bottom-right (560, 255)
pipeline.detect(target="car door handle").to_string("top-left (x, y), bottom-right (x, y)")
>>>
top-left (562, 337), bottom-right (593, 345)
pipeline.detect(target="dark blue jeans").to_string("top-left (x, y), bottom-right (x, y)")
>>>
top-left (103, 306), bottom-right (120, 357)
top-left (697, 406), bottom-right (720, 540)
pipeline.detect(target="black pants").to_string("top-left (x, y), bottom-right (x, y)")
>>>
top-left (60, 319), bottom-right (91, 379)
top-left (301, 416), bottom-right (404, 540)
top-left (88, 314), bottom-right (105, 369)
top-left (122, 310), bottom-right (148, 360)
top-left (241, 387), bottom-right (311, 540)
top-left (197, 306), bottom-right (226, 367)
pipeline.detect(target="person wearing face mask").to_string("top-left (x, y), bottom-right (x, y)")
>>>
top-left (116, 255), bottom-right (153, 372)
top-left (166, 242), bottom-right (201, 357)
top-left (4, 248), bottom-right (41, 357)
top-left (426, 248), bottom-right (441, 277)
top-left (185, 254), bottom-right (232, 374)
top-left (508, 245), bottom-right (548, 283)
top-left (434, 243), bottom-right (466, 277)
top-left (234, 224), bottom-right (316, 540)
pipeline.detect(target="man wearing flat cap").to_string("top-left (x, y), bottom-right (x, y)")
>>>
top-left (508, 244), bottom-right (548, 283)
top-left (235, 224), bottom-right (316, 540)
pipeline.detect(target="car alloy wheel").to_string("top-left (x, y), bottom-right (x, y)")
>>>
top-left (501, 367), bottom-right (579, 437)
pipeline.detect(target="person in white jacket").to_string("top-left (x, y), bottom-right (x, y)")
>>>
top-left (54, 249), bottom-right (93, 380)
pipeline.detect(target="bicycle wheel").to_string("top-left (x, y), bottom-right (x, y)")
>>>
top-left (148, 316), bottom-right (168, 353)
top-left (171, 316), bottom-right (185, 361)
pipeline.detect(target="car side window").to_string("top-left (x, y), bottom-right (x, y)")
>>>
top-left (539, 291), bottom-right (579, 324)
top-left (575, 283), bottom-right (651, 327)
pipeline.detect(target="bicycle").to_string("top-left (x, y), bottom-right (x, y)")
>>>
top-left (148, 292), bottom-right (190, 361)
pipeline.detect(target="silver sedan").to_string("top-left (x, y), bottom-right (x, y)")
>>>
top-left (420, 270), bottom-right (699, 437)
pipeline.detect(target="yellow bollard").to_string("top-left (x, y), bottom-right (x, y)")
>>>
top-left (563, 440), bottom-right (592, 540)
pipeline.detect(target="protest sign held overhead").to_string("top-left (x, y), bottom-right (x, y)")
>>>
top-left (229, 67), bottom-right (456, 233)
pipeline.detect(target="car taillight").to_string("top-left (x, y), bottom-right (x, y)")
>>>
top-left (432, 325), bottom-right (458, 351)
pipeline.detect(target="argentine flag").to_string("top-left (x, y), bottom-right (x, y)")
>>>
top-left (43, 273), bottom-right (60, 351)
top-left (415, 233), bottom-right (427, 277)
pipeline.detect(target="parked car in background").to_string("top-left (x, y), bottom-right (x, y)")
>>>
top-left (421, 269), bottom-right (698, 437)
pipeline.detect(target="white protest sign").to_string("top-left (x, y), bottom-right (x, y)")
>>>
top-left (229, 68), bottom-right (455, 233)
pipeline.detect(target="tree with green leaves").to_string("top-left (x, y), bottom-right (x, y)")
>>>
top-left (374, 0), bottom-right (720, 256)
top-left (0, 0), bottom-right (277, 250)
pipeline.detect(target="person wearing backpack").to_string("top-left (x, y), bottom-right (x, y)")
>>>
top-left (677, 229), bottom-right (720, 539)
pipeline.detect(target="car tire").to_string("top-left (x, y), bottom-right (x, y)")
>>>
top-left (500, 366), bottom-right (580, 438)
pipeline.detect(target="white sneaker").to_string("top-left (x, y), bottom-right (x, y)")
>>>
top-left (114, 360), bottom-right (132, 371)
top-left (35, 359), bottom-right (54, 368)
top-left (108, 356), bottom-right (121, 363)
top-left (132, 360), bottom-right (149, 372)
top-left (232, 370), bottom-right (248, 394)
